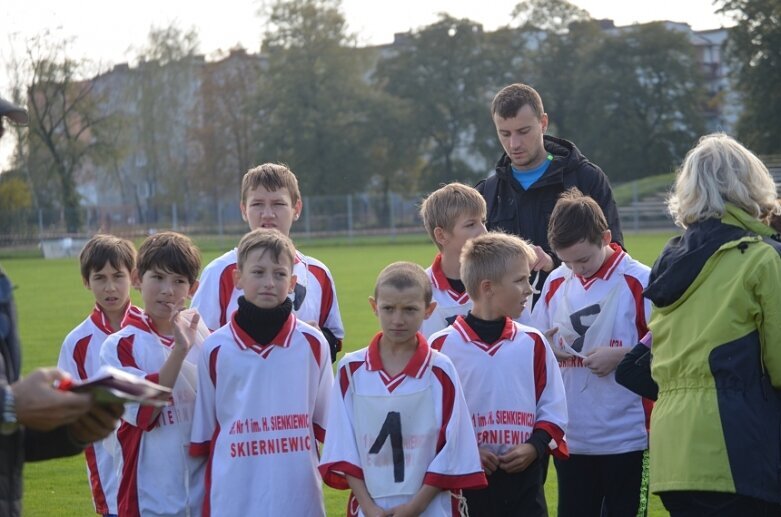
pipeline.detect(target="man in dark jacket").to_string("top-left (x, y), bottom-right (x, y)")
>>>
top-left (1, 96), bottom-right (122, 517)
top-left (477, 83), bottom-right (623, 298)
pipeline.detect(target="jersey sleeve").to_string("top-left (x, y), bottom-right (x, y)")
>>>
top-left (311, 261), bottom-right (345, 350)
top-left (531, 275), bottom-right (554, 332)
top-left (424, 360), bottom-right (488, 491)
top-left (99, 333), bottom-right (159, 431)
top-left (528, 331), bottom-right (569, 459)
top-left (190, 260), bottom-right (225, 332)
top-left (311, 334), bottom-right (334, 443)
top-left (318, 360), bottom-right (364, 490)
top-left (57, 331), bottom-right (82, 379)
top-left (190, 342), bottom-right (219, 456)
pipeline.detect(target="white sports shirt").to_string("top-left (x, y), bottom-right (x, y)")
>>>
top-left (430, 316), bottom-right (568, 459)
top-left (191, 248), bottom-right (344, 344)
top-left (57, 303), bottom-right (135, 515)
top-left (99, 307), bottom-right (205, 517)
top-left (319, 333), bottom-right (487, 517)
top-left (531, 244), bottom-right (651, 455)
top-left (189, 314), bottom-right (333, 517)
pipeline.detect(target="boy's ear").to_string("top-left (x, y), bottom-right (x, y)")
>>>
top-left (288, 274), bottom-right (298, 293)
top-left (433, 226), bottom-right (448, 247)
top-left (131, 269), bottom-right (142, 289)
top-left (240, 202), bottom-right (248, 222)
top-left (479, 278), bottom-right (493, 298)
top-left (188, 280), bottom-right (199, 298)
top-left (293, 198), bottom-right (303, 221)
top-left (83, 277), bottom-right (91, 290)
top-left (601, 229), bottom-right (612, 247)
top-left (368, 296), bottom-right (378, 316)
top-left (424, 301), bottom-right (437, 320)
top-left (232, 268), bottom-right (242, 290)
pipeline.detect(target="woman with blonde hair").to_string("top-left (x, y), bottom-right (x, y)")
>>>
top-left (644, 133), bottom-right (781, 515)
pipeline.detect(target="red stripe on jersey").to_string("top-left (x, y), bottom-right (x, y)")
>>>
top-left (624, 274), bottom-right (649, 338)
top-left (208, 346), bottom-right (220, 386)
top-left (432, 366), bottom-right (455, 452)
top-left (339, 361), bottom-right (364, 397)
top-left (319, 460), bottom-right (364, 489)
top-left (430, 254), bottom-right (470, 304)
top-left (189, 442), bottom-right (210, 457)
top-left (314, 423), bottom-right (326, 444)
top-left (308, 263), bottom-right (333, 328)
top-left (304, 332), bottom-right (322, 366)
top-left (347, 492), bottom-right (360, 517)
top-left (430, 334), bottom-right (447, 351)
top-left (72, 335), bottom-right (91, 380)
top-left (202, 422), bottom-right (221, 517)
top-left (117, 335), bottom-right (138, 369)
top-left (116, 421), bottom-right (143, 517)
top-left (642, 397), bottom-right (654, 432)
top-left (530, 332), bottom-right (547, 403)
top-left (84, 443), bottom-right (108, 514)
top-left (545, 277), bottom-right (565, 306)
top-left (218, 263), bottom-right (237, 328)
top-left (423, 471), bottom-right (488, 490)
top-left (534, 420), bottom-right (569, 459)
top-left (136, 373), bottom-right (160, 430)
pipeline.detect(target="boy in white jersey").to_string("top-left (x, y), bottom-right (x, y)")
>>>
top-left (58, 234), bottom-right (137, 517)
top-left (189, 229), bottom-right (334, 516)
top-left (419, 183), bottom-right (487, 339)
top-left (191, 163), bottom-right (344, 361)
top-left (319, 262), bottom-right (487, 517)
top-left (100, 232), bottom-right (206, 517)
top-left (531, 188), bottom-right (651, 517)
top-left (431, 232), bottom-right (568, 517)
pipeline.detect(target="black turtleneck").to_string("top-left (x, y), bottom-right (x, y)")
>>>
top-left (234, 296), bottom-right (293, 346)
top-left (464, 311), bottom-right (505, 344)
top-left (446, 277), bottom-right (466, 295)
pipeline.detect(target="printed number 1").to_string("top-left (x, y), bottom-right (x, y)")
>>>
top-left (369, 411), bottom-right (404, 482)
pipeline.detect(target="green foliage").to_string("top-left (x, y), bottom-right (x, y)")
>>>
top-left (718, 0), bottom-right (781, 154)
top-left (0, 174), bottom-right (33, 234)
top-left (611, 172), bottom-right (676, 205)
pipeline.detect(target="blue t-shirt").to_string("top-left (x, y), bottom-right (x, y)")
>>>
top-left (512, 154), bottom-right (553, 189)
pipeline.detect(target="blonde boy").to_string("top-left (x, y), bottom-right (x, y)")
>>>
top-left (320, 262), bottom-right (486, 517)
top-left (531, 189), bottom-right (650, 517)
top-left (58, 234), bottom-right (137, 516)
top-left (100, 232), bottom-right (205, 516)
top-left (419, 183), bottom-right (487, 338)
top-left (191, 163), bottom-right (344, 361)
top-left (190, 229), bottom-right (333, 516)
top-left (431, 232), bottom-right (567, 516)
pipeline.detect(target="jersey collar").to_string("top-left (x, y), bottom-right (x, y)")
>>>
top-left (576, 243), bottom-right (625, 289)
top-left (90, 301), bottom-right (132, 334)
top-left (366, 331), bottom-right (432, 380)
top-left (121, 306), bottom-right (175, 347)
top-left (452, 315), bottom-right (517, 351)
top-left (430, 253), bottom-right (470, 304)
top-left (230, 312), bottom-right (296, 356)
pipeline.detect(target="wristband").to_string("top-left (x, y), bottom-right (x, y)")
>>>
top-left (0, 385), bottom-right (19, 435)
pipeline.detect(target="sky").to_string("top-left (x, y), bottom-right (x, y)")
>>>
top-left (0, 0), bottom-right (732, 167)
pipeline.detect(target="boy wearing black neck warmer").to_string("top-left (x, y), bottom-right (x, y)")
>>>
top-left (430, 232), bottom-right (568, 517)
top-left (189, 229), bottom-right (334, 516)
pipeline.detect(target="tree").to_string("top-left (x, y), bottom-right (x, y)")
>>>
top-left (718, 0), bottom-right (781, 154)
top-left (510, 0), bottom-right (591, 34)
top-left (24, 33), bottom-right (115, 232)
top-left (374, 15), bottom-right (499, 190)
top-left (255, 0), bottom-right (377, 195)
top-left (570, 23), bottom-right (706, 180)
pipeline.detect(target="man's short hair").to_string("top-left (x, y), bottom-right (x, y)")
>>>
top-left (237, 229), bottom-right (296, 271)
top-left (137, 232), bottom-right (201, 285)
top-left (461, 232), bottom-right (537, 300)
top-left (241, 163), bottom-right (301, 205)
top-left (79, 234), bottom-right (136, 281)
top-left (374, 261), bottom-right (432, 305)
top-left (548, 188), bottom-right (608, 250)
top-left (491, 83), bottom-right (545, 120)
top-left (420, 183), bottom-right (486, 250)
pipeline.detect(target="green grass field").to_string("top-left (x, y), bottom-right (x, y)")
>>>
top-left (3, 231), bottom-right (676, 516)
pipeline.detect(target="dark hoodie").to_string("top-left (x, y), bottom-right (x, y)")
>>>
top-left (476, 135), bottom-right (623, 294)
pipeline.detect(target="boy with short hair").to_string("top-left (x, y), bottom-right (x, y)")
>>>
top-left (431, 232), bottom-right (568, 517)
top-left (100, 232), bottom-right (206, 517)
top-left (319, 261), bottom-right (487, 517)
top-left (419, 182), bottom-right (487, 338)
top-left (189, 229), bottom-right (334, 516)
top-left (531, 188), bottom-right (651, 517)
top-left (58, 234), bottom-right (137, 516)
top-left (191, 163), bottom-right (344, 361)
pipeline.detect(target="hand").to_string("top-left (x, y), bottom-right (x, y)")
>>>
top-left (387, 502), bottom-right (422, 517)
top-left (68, 402), bottom-right (124, 444)
top-left (171, 306), bottom-right (201, 355)
top-left (583, 346), bottom-right (629, 377)
top-left (531, 246), bottom-right (554, 273)
top-left (479, 446), bottom-right (500, 475)
top-left (544, 328), bottom-right (573, 361)
top-left (499, 443), bottom-right (538, 473)
top-left (11, 368), bottom-right (92, 431)
top-left (362, 505), bottom-right (391, 517)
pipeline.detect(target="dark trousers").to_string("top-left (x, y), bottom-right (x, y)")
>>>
top-left (463, 457), bottom-right (548, 517)
top-left (660, 491), bottom-right (781, 517)
top-left (554, 450), bottom-right (644, 517)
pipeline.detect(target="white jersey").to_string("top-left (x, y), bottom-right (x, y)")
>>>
top-left (319, 333), bottom-right (487, 517)
top-left (99, 307), bottom-right (205, 517)
top-left (191, 248), bottom-right (344, 344)
top-left (421, 254), bottom-right (532, 339)
top-left (430, 316), bottom-right (568, 459)
top-left (189, 313), bottom-right (333, 517)
top-left (58, 303), bottom-right (135, 515)
top-left (531, 244), bottom-right (651, 455)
